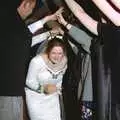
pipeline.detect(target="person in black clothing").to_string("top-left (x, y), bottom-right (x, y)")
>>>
top-left (64, 0), bottom-right (120, 120)
top-left (0, 0), bottom-right (64, 120)
top-left (0, 0), bottom-right (36, 119)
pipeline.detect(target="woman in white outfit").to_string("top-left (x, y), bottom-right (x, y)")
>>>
top-left (25, 37), bottom-right (67, 120)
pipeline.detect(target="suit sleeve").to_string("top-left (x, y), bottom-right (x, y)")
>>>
top-left (68, 25), bottom-right (92, 53)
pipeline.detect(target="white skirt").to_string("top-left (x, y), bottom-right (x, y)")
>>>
top-left (25, 87), bottom-right (61, 120)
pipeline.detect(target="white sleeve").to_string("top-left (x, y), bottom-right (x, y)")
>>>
top-left (28, 19), bottom-right (44, 34)
top-left (31, 31), bottom-right (50, 47)
top-left (26, 58), bottom-right (40, 90)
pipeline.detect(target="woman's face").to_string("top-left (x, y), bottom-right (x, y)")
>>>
top-left (48, 46), bottom-right (64, 64)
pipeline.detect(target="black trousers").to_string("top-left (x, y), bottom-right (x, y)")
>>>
top-left (111, 103), bottom-right (120, 120)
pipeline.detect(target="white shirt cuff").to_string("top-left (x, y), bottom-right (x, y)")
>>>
top-left (31, 31), bottom-right (50, 47)
top-left (28, 19), bottom-right (44, 34)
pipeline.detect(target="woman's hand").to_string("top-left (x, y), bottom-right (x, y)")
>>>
top-left (56, 13), bottom-right (68, 26)
top-left (50, 26), bottom-right (64, 36)
top-left (56, 13), bottom-right (72, 30)
top-left (54, 7), bottom-right (64, 16)
top-left (44, 84), bottom-right (57, 94)
top-left (45, 7), bottom-right (64, 22)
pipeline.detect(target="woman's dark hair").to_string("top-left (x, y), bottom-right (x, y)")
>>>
top-left (45, 37), bottom-right (67, 55)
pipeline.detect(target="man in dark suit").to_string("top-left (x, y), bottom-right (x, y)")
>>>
top-left (0, 0), bottom-right (64, 119)
top-left (0, 0), bottom-right (36, 120)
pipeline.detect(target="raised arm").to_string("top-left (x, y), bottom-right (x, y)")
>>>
top-left (31, 26), bottom-right (64, 47)
top-left (31, 31), bottom-right (50, 47)
top-left (28, 7), bottom-right (63, 33)
top-left (92, 0), bottom-right (120, 26)
top-left (64, 0), bottom-right (98, 35)
top-left (110, 0), bottom-right (120, 9)
top-left (57, 13), bottom-right (91, 53)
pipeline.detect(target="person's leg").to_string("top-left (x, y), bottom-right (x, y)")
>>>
top-left (111, 103), bottom-right (120, 120)
top-left (0, 96), bottom-right (23, 120)
top-left (23, 96), bottom-right (30, 120)
top-left (116, 103), bottom-right (120, 120)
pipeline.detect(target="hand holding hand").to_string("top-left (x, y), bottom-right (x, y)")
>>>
top-left (50, 26), bottom-right (64, 36)
top-left (46, 7), bottom-right (64, 22)
top-left (56, 13), bottom-right (68, 26)
top-left (55, 7), bottom-right (64, 16)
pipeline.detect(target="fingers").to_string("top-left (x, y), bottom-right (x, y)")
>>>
top-left (50, 27), bottom-right (64, 37)
top-left (58, 27), bottom-right (64, 35)
top-left (56, 13), bottom-right (61, 19)
top-left (56, 13), bottom-right (67, 26)
top-left (56, 13), bottom-right (63, 23)
top-left (47, 7), bottom-right (64, 22)
top-left (55, 6), bottom-right (64, 15)
top-left (55, 7), bottom-right (64, 21)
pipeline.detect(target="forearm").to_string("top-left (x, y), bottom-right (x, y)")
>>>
top-left (28, 15), bottom-right (54, 34)
top-left (92, 0), bottom-right (120, 26)
top-left (28, 19), bottom-right (44, 34)
top-left (64, 0), bottom-right (98, 35)
top-left (64, 0), bottom-right (85, 20)
top-left (57, 12), bottom-right (91, 52)
top-left (31, 31), bottom-right (50, 47)
top-left (110, 0), bottom-right (120, 9)
top-left (65, 0), bottom-right (84, 12)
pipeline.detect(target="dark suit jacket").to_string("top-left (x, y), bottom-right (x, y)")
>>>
top-left (0, 7), bottom-right (32, 96)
